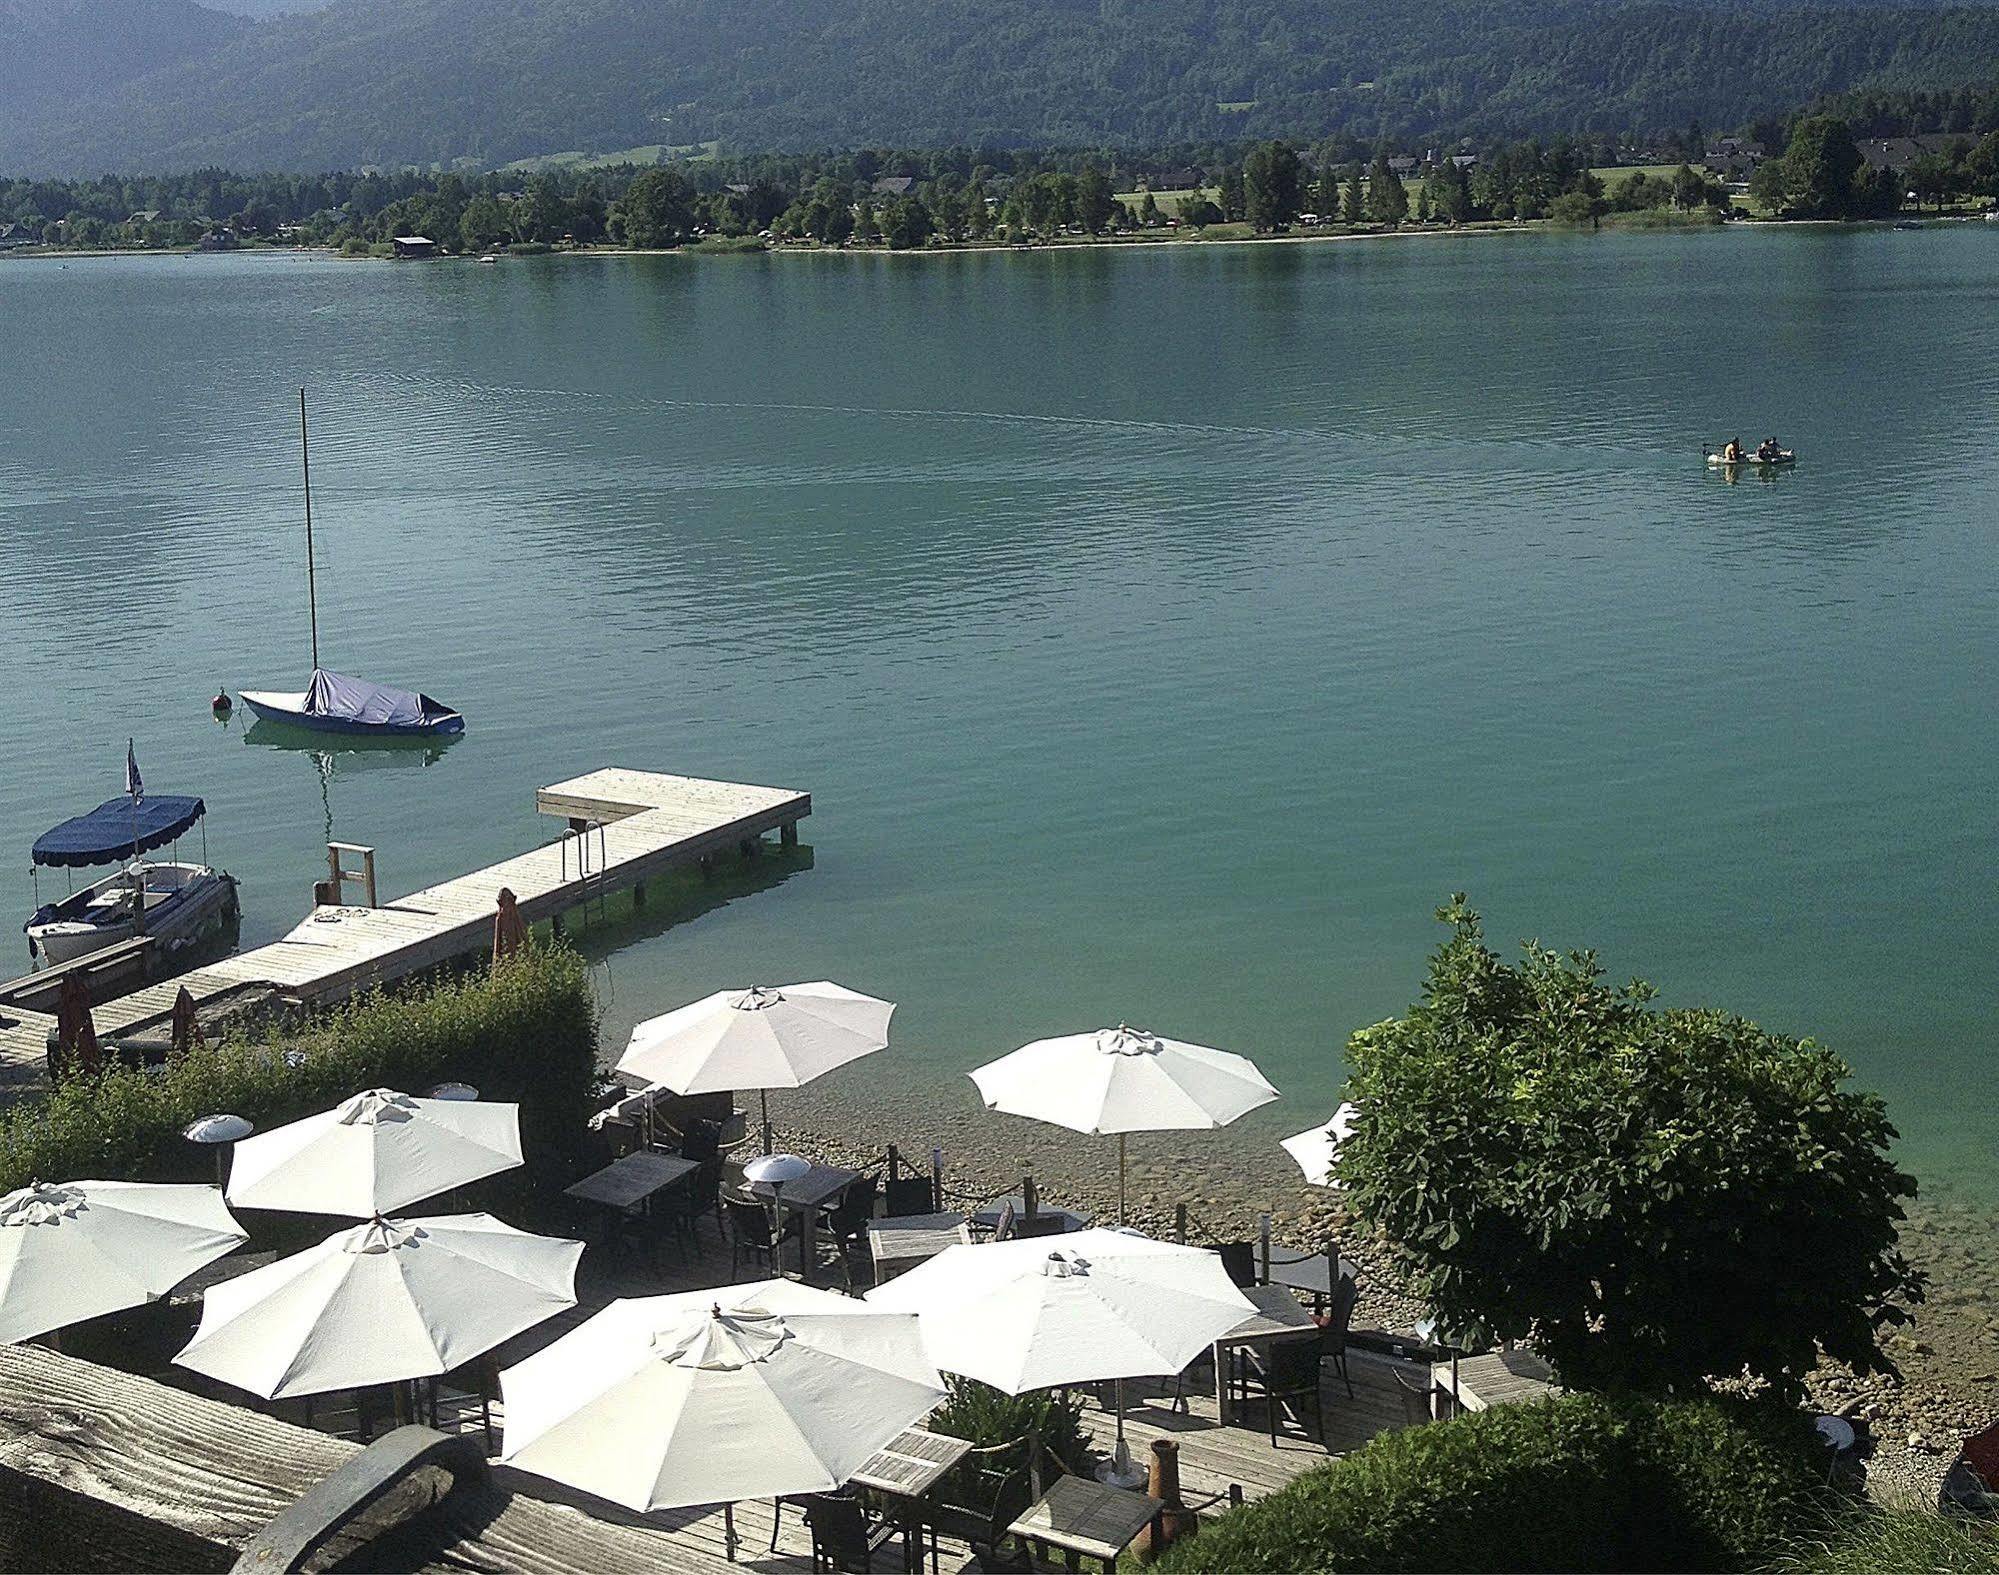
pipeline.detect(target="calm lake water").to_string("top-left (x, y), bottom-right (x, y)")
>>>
top-left (0, 229), bottom-right (1992, 1195)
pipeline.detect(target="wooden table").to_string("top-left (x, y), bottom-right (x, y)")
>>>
top-left (1009, 1474), bottom-right (1163, 1572)
top-left (849, 1426), bottom-right (974, 1496)
top-left (868, 1214), bottom-right (972, 1284)
top-left (1431, 1348), bottom-right (1556, 1416)
top-left (1214, 1282), bottom-right (1318, 1424)
top-left (564, 1151), bottom-right (697, 1211)
top-left (744, 1160), bottom-right (860, 1277)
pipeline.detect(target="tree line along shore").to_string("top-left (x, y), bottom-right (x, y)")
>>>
top-left (6, 100), bottom-right (1999, 260)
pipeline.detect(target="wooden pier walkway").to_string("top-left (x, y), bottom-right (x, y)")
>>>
top-left (0, 769), bottom-right (810, 1096)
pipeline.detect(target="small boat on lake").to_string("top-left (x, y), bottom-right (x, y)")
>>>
top-left (1707, 449), bottom-right (1796, 468)
top-left (242, 391), bottom-right (465, 741)
top-left (26, 791), bottom-right (238, 966)
top-left (238, 670), bottom-right (464, 737)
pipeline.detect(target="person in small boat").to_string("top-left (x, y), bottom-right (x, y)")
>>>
top-left (1723, 438), bottom-right (1744, 463)
top-left (211, 688), bottom-right (232, 713)
top-left (1756, 437), bottom-right (1782, 461)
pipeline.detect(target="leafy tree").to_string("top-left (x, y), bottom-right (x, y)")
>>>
top-left (616, 168), bottom-right (694, 248)
top-left (1137, 189), bottom-right (1160, 226)
top-left (1747, 159), bottom-right (1791, 213)
top-left (853, 198), bottom-right (879, 242)
top-left (1430, 160), bottom-right (1473, 222)
top-left (1337, 897), bottom-right (1925, 1400)
top-left (459, 194), bottom-right (510, 251)
top-left (1781, 115), bottom-right (1865, 218)
top-left (1366, 153), bottom-right (1408, 223)
top-left (882, 195), bottom-right (934, 248)
top-left (1414, 185), bottom-right (1432, 223)
top-left (1242, 140), bottom-right (1304, 230)
top-left (1217, 164), bottom-right (1246, 222)
top-left (962, 179), bottom-right (991, 239)
top-left (1671, 163), bottom-right (1708, 211)
top-left (1073, 165), bottom-right (1115, 233)
top-left (1176, 191), bottom-right (1221, 225)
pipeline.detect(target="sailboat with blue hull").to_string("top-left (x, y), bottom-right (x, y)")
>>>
top-left (240, 390), bottom-right (465, 741)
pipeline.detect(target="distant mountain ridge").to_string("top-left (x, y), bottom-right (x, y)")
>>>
top-left (3, 0), bottom-right (1998, 173)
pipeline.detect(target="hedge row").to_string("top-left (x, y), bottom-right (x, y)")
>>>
top-left (0, 944), bottom-right (600, 1224)
top-left (1154, 1392), bottom-right (1829, 1573)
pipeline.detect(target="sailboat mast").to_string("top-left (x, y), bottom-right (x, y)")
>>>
top-left (299, 387), bottom-right (320, 671)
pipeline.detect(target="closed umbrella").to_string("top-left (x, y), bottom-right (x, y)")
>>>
top-left (500, 1278), bottom-right (944, 1516)
top-left (492, 886), bottom-right (528, 963)
top-left (170, 986), bottom-right (204, 1055)
top-left (868, 1227), bottom-right (1253, 1484)
top-left (618, 982), bottom-right (893, 1152)
top-left (226, 1088), bottom-right (522, 1218)
top-left (1279, 1102), bottom-right (1359, 1189)
top-left (52, 971), bottom-right (102, 1082)
top-left (968, 1024), bottom-right (1278, 1221)
top-left (0, 1180), bottom-right (247, 1345)
top-left (174, 1212), bottom-right (580, 1399)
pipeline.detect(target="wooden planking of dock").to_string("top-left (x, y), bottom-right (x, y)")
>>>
top-left (0, 769), bottom-right (810, 1096)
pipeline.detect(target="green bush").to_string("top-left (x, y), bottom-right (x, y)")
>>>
top-left (928, 1377), bottom-right (1091, 1483)
top-left (0, 944), bottom-right (598, 1223)
top-left (1766, 1504), bottom-right (1999, 1573)
top-left (1154, 1393), bottom-right (1827, 1573)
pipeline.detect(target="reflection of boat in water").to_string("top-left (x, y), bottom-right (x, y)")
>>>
top-left (26, 793), bottom-right (238, 966)
top-left (241, 390), bottom-right (466, 741)
top-left (242, 716), bottom-right (456, 765)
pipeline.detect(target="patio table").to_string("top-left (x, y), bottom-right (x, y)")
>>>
top-left (1008, 1473), bottom-right (1163, 1572)
top-left (868, 1214), bottom-right (973, 1284)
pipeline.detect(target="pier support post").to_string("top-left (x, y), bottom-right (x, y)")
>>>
top-left (632, 881), bottom-right (646, 908)
top-left (551, 913), bottom-right (565, 939)
top-left (699, 855), bottom-right (715, 881)
top-left (738, 837), bottom-right (758, 859)
top-left (780, 821), bottom-right (798, 848)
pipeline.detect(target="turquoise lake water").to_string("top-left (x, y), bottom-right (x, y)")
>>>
top-left (0, 229), bottom-right (1992, 1194)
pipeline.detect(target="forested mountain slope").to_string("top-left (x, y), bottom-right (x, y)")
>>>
top-left (3, 0), bottom-right (1997, 172)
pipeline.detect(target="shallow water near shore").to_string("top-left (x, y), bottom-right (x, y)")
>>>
top-left (0, 226), bottom-right (1993, 1204)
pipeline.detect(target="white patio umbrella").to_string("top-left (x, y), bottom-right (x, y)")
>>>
top-left (618, 982), bottom-right (894, 1152)
top-left (968, 1024), bottom-right (1278, 1220)
top-left (868, 1227), bottom-right (1254, 1485)
top-left (500, 1278), bottom-right (944, 1517)
top-left (225, 1088), bottom-right (523, 1218)
top-left (1280, 1102), bottom-right (1360, 1189)
top-left (0, 1180), bottom-right (247, 1345)
top-left (174, 1212), bottom-right (580, 1399)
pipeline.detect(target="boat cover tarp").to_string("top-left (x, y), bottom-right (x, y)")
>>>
top-left (305, 668), bottom-right (432, 727)
top-left (33, 795), bottom-right (205, 868)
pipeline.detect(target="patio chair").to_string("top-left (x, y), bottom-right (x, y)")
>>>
top-left (1208, 1240), bottom-right (1258, 1289)
top-left (925, 1438), bottom-right (1034, 1572)
top-left (882, 1174), bottom-right (935, 1216)
top-left (1320, 1271), bottom-right (1358, 1399)
top-left (990, 1202), bottom-right (1017, 1241)
top-left (828, 1174), bottom-right (881, 1289)
top-left (803, 1491), bottom-right (907, 1572)
top-left (1011, 1212), bottom-right (1068, 1240)
top-left (1237, 1333), bottom-right (1328, 1449)
top-left (722, 1191), bottom-right (801, 1275)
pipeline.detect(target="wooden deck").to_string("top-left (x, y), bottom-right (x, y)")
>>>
top-left (0, 769), bottom-right (810, 1097)
top-left (0, 1221), bottom-right (1416, 1574)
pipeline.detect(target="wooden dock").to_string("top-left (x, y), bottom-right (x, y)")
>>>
top-left (0, 769), bottom-right (810, 1097)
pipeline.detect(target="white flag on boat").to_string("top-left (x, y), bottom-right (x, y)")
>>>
top-left (125, 739), bottom-right (143, 805)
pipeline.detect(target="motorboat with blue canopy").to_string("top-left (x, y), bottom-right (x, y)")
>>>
top-left (26, 794), bottom-right (238, 967)
top-left (237, 669), bottom-right (465, 738)
top-left (32, 795), bottom-right (208, 867)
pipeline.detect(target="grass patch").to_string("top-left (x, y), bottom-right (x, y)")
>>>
top-left (686, 234), bottom-right (767, 253)
top-left (1767, 1503), bottom-right (1999, 1573)
top-left (1195, 222), bottom-right (1255, 240)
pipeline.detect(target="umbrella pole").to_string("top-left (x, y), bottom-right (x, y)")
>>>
top-left (760, 1089), bottom-right (772, 1155)
top-left (1118, 1133), bottom-right (1127, 1226)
